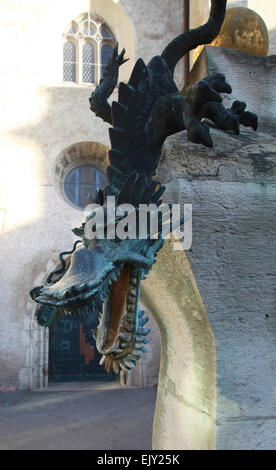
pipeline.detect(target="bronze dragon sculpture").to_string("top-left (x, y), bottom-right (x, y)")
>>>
top-left (30, 0), bottom-right (257, 374)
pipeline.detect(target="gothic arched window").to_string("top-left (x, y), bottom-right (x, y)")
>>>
top-left (63, 13), bottom-right (116, 85)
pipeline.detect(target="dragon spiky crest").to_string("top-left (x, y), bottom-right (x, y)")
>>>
top-left (30, 1), bottom-right (258, 374)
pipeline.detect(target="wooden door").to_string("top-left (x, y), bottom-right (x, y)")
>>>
top-left (48, 313), bottom-right (116, 382)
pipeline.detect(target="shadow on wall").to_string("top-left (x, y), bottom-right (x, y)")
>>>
top-left (0, 84), bottom-right (112, 385)
top-left (0, 82), bottom-right (163, 453)
top-left (0, 78), bottom-right (218, 450)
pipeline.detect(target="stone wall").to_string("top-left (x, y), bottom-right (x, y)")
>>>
top-left (159, 45), bottom-right (276, 449)
top-left (141, 241), bottom-right (216, 450)
top-left (158, 128), bottom-right (276, 450)
top-left (0, 0), bottom-right (184, 387)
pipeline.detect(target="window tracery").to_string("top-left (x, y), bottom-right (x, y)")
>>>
top-left (63, 13), bottom-right (116, 85)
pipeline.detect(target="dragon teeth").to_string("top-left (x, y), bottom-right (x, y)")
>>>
top-left (123, 317), bottom-right (134, 329)
top-left (123, 322), bottom-right (134, 332)
top-left (99, 356), bottom-right (106, 365)
top-left (122, 359), bottom-right (135, 369)
top-left (129, 289), bottom-right (136, 297)
top-left (127, 305), bottom-right (136, 313)
top-left (119, 362), bottom-right (129, 372)
top-left (113, 348), bottom-right (124, 354)
top-left (128, 354), bottom-right (139, 362)
top-left (125, 314), bottom-right (135, 324)
top-left (119, 332), bottom-right (132, 342)
top-left (127, 296), bottom-right (136, 305)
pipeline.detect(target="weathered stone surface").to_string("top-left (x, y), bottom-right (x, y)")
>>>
top-left (159, 128), bottom-right (276, 183)
top-left (0, 0), bottom-right (184, 388)
top-left (158, 128), bottom-right (276, 450)
top-left (141, 240), bottom-right (216, 450)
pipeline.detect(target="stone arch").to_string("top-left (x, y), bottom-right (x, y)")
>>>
top-left (122, 302), bottom-right (162, 389)
top-left (141, 239), bottom-right (216, 450)
top-left (21, 252), bottom-right (66, 390)
top-left (89, 0), bottom-right (136, 83)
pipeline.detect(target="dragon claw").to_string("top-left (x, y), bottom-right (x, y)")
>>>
top-left (118, 49), bottom-right (129, 67)
top-left (110, 43), bottom-right (129, 68)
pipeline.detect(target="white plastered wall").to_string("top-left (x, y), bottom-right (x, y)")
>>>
top-left (0, 0), bottom-right (184, 387)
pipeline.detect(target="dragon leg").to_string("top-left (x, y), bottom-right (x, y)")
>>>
top-left (203, 74), bottom-right (258, 133)
top-left (146, 79), bottom-right (222, 154)
top-left (89, 44), bottom-right (129, 124)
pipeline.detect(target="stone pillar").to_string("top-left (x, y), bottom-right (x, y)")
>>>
top-left (141, 241), bottom-right (216, 450)
top-left (157, 126), bottom-right (276, 450)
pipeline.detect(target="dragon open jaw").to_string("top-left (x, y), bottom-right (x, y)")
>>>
top-left (30, 245), bottom-right (153, 373)
top-left (96, 263), bottom-right (150, 373)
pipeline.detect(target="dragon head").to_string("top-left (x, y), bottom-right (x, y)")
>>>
top-left (30, 174), bottom-right (168, 373)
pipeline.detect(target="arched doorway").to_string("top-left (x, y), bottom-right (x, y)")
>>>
top-left (23, 249), bottom-right (118, 391)
top-left (48, 310), bottom-right (116, 383)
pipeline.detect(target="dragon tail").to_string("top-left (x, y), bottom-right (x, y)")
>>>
top-left (161, 0), bottom-right (227, 75)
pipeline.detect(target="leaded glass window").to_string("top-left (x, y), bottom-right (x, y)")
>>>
top-left (101, 26), bottom-right (112, 39)
top-left (82, 42), bottom-right (96, 83)
top-left (63, 41), bottom-right (76, 82)
top-left (82, 21), bottom-right (96, 36)
top-left (67, 22), bottom-right (78, 35)
top-left (63, 13), bottom-right (116, 85)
